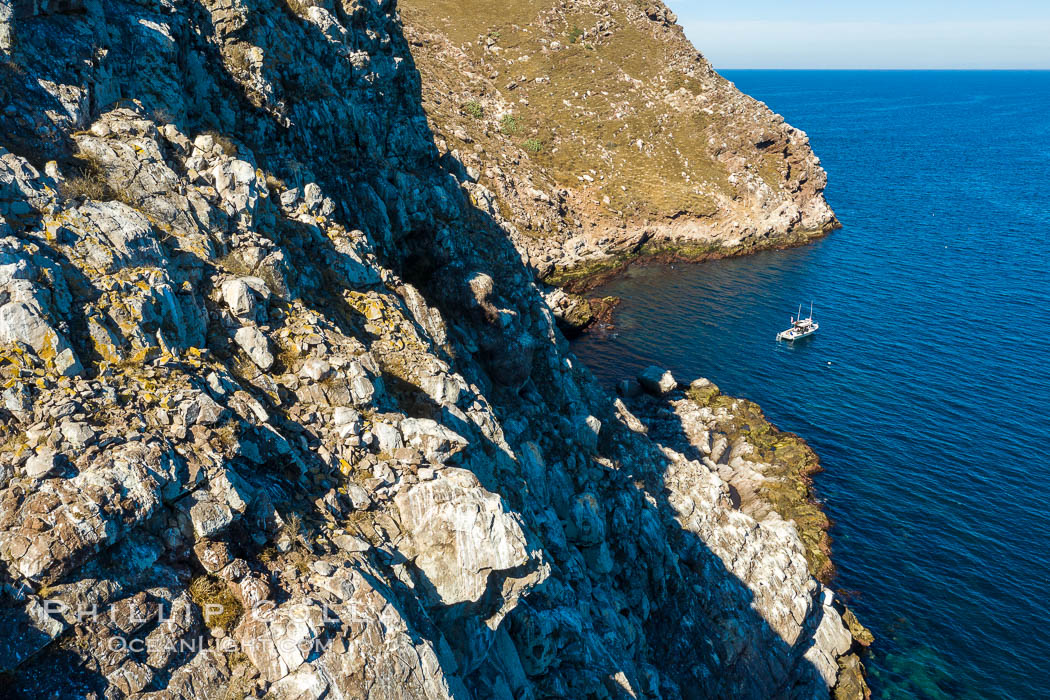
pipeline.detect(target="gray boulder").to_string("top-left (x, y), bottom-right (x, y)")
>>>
top-left (221, 276), bottom-right (269, 319)
top-left (78, 201), bottom-right (167, 270)
top-left (234, 568), bottom-right (463, 698)
top-left (221, 278), bottom-right (256, 318)
top-left (233, 325), bottom-right (274, 370)
top-left (24, 451), bottom-right (60, 480)
top-left (184, 393), bottom-right (226, 426)
top-left (59, 420), bottom-right (95, 449)
top-left (400, 417), bottom-right (469, 463)
top-left (637, 365), bottom-right (677, 395)
top-left (0, 3), bottom-right (11, 54)
top-left (0, 302), bottom-right (82, 376)
top-left (301, 357), bottom-right (331, 382)
top-left (187, 495), bottom-right (235, 539)
top-left (394, 468), bottom-right (543, 608)
top-left (371, 421), bottom-right (402, 452)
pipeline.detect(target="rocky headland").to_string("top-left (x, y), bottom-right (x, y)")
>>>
top-left (399, 0), bottom-right (839, 329)
top-left (0, 0), bottom-right (865, 698)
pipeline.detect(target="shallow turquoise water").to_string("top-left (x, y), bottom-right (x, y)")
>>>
top-left (571, 70), bottom-right (1050, 698)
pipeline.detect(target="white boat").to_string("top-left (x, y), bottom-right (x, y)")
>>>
top-left (777, 303), bottom-right (819, 341)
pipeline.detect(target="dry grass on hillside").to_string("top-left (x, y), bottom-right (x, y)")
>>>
top-left (401, 0), bottom-right (741, 221)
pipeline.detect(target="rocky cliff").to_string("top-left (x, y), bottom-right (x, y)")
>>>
top-left (0, 0), bottom-right (864, 698)
top-left (399, 0), bottom-right (839, 295)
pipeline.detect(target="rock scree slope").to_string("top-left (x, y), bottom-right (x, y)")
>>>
top-left (0, 0), bottom-right (865, 698)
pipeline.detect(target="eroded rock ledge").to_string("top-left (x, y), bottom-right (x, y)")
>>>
top-left (1, 0), bottom-right (863, 698)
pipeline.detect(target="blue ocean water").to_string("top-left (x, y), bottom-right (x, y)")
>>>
top-left (571, 71), bottom-right (1050, 698)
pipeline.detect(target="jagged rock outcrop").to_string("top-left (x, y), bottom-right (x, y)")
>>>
top-left (0, 0), bottom-right (865, 698)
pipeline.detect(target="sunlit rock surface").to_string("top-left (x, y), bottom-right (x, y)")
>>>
top-left (0, 0), bottom-right (863, 697)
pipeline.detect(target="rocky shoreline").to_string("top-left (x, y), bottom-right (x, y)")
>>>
top-left (553, 246), bottom-right (878, 691)
top-left (400, 0), bottom-right (840, 338)
top-left (545, 220), bottom-right (840, 296)
top-left (624, 377), bottom-right (834, 582)
top-left (0, 0), bottom-right (873, 697)
top-left (544, 219), bottom-right (839, 335)
top-left (617, 367), bottom-right (873, 697)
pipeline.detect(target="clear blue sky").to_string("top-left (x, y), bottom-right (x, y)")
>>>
top-left (664, 0), bottom-right (1050, 69)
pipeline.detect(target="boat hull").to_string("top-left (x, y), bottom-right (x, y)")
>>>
top-left (776, 324), bottom-right (819, 341)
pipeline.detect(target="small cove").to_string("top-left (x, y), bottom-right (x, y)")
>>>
top-left (571, 70), bottom-right (1050, 698)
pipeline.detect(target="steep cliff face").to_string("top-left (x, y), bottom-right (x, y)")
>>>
top-left (0, 1), bottom-right (862, 698)
top-left (399, 0), bottom-right (839, 292)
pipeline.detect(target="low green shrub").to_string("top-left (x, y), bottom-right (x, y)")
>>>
top-left (522, 138), bottom-right (543, 154)
top-left (500, 114), bottom-right (523, 135)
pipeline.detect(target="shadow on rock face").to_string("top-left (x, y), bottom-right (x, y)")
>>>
top-left (0, 1), bottom-right (851, 698)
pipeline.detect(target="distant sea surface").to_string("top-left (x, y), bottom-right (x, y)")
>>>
top-left (571, 70), bottom-right (1050, 698)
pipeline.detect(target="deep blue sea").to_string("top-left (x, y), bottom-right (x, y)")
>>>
top-left (571, 71), bottom-right (1050, 698)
